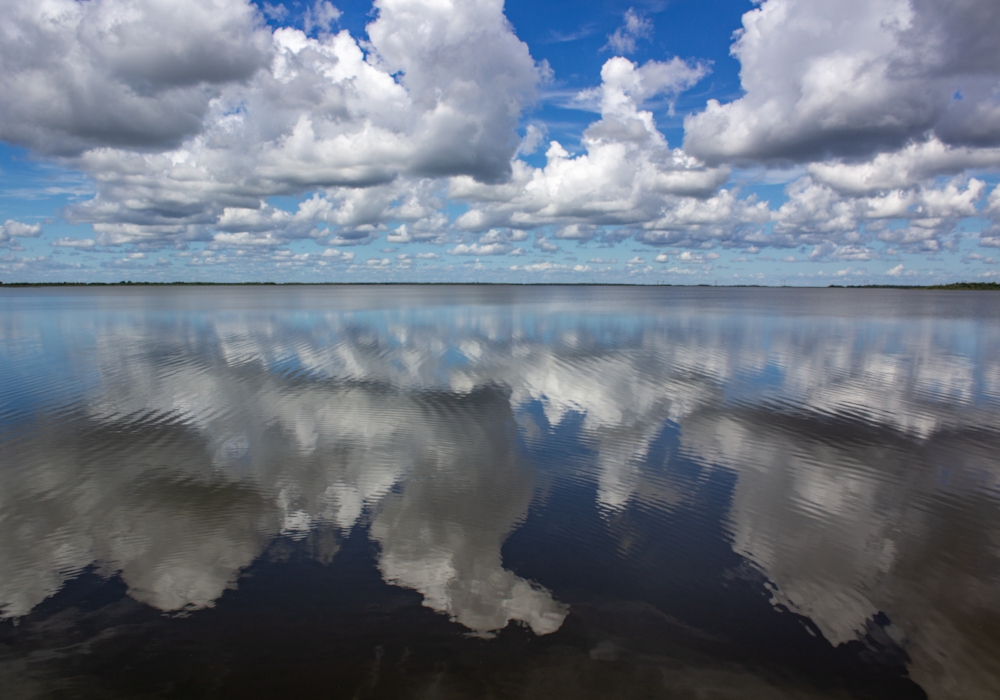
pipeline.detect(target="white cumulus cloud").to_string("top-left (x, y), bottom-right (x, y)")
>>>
top-left (684, 0), bottom-right (1000, 164)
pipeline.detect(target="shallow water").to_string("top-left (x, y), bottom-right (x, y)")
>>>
top-left (1, 286), bottom-right (999, 699)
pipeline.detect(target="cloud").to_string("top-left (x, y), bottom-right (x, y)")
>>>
top-left (675, 251), bottom-right (720, 264)
top-left (0, 0), bottom-right (544, 253)
top-left (684, 0), bottom-right (1000, 164)
top-left (808, 139), bottom-right (1000, 195)
top-left (451, 56), bottom-right (722, 236)
top-left (807, 241), bottom-right (879, 262)
top-left (886, 264), bottom-right (905, 276)
top-left (302, 1), bottom-right (342, 35)
top-left (320, 247), bottom-right (353, 261)
top-left (448, 228), bottom-right (526, 256)
top-left (554, 224), bottom-right (597, 241)
top-left (764, 174), bottom-right (986, 252)
top-left (16, 11), bottom-right (727, 260)
top-left (510, 261), bottom-right (572, 273)
top-left (2, 220), bottom-right (42, 238)
top-left (0, 255), bottom-right (85, 273)
top-left (383, 211), bottom-right (450, 245)
top-left (635, 189), bottom-right (771, 249)
top-left (533, 236), bottom-right (560, 253)
top-left (605, 9), bottom-right (652, 55)
top-left (51, 238), bottom-right (97, 249)
top-left (0, 0), bottom-right (272, 154)
top-left (576, 54), bottom-right (710, 115)
top-left (210, 232), bottom-right (285, 248)
top-left (0, 220), bottom-right (43, 244)
top-left (366, 0), bottom-right (542, 183)
top-left (479, 228), bottom-right (527, 244)
top-left (448, 242), bottom-right (511, 256)
top-left (3, 0), bottom-right (1000, 274)
top-left (516, 124), bottom-right (546, 157)
top-left (261, 3), bottom-right (288, 21)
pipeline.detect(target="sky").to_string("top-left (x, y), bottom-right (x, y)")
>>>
top-left (1, 0), bottom-right (1000, 285)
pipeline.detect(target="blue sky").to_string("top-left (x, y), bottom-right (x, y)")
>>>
top-left (1, 0), bottom-right (999, 284)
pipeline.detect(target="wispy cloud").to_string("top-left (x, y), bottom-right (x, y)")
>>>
top-left (546, 24), bottom-right (597, 44)
top-left (604, 9), bottom-right (652, 55)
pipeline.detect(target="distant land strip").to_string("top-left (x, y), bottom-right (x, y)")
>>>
top-left (1, 281), bottom-right (999, 290)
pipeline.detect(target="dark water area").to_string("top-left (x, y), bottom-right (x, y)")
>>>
top-left (1, 286), bottom-right (999, 699)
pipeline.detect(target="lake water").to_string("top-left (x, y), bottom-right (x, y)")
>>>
top-left (2, 286), bottom-right (999, 699)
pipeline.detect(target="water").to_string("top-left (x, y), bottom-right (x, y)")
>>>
top-left (1, 286), bottom-right (999, 699)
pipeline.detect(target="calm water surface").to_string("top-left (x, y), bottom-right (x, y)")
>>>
top-left (2, 286), bottom-right (999, 699)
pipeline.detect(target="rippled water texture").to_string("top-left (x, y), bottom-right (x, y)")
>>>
top-left (2, 286), bottom-right (999, 699)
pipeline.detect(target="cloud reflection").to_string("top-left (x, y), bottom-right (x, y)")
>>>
top-left (1, 342), bottom-right (569, 637)
top-left (1, 289), bottom-right (999, 696)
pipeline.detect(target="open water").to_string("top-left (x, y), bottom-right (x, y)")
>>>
top-left (1, 286), bottom-right (999, 699)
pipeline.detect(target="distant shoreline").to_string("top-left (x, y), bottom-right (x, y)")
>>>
top-left (1, 281), bottom-right (998, 290)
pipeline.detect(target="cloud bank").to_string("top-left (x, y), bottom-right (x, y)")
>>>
top-left (1, 0), bottom-right (999, 280)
